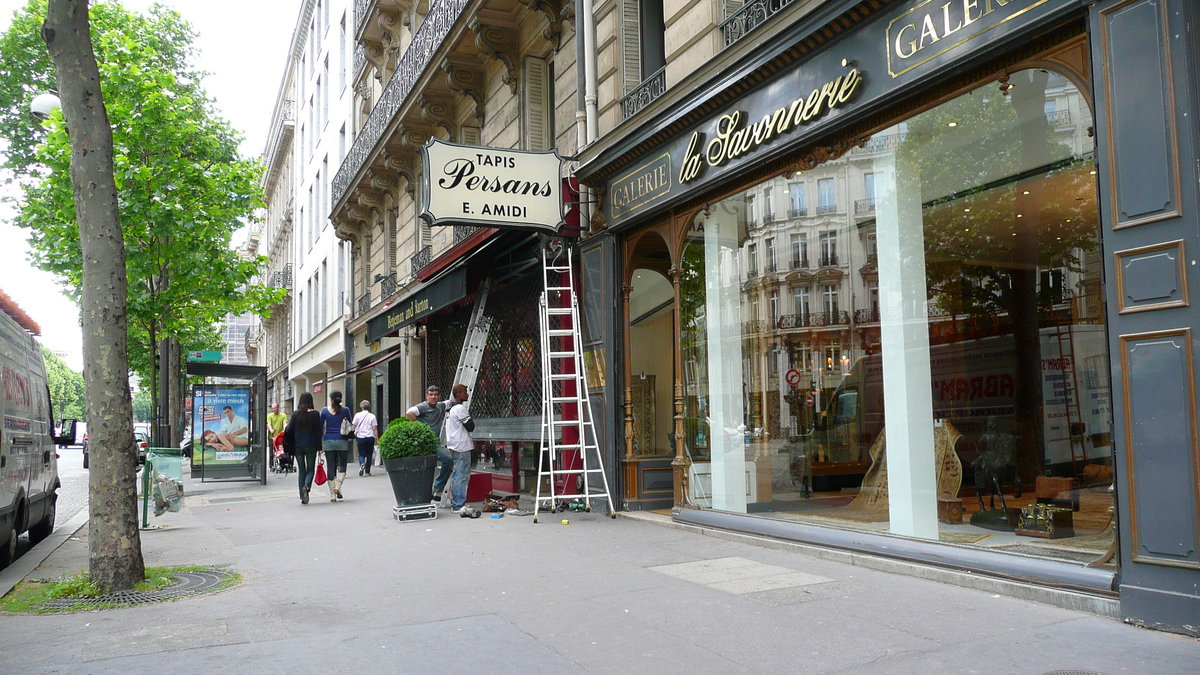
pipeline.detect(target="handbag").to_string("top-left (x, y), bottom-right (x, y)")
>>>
top-left (314, 455), bottom-right (327, 486)
top-left (340, 411), bottom-right (354, 438)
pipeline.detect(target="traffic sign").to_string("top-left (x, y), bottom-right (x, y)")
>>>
top-left (187, 350), bottom-right (222, 363)
top-left (805, 394), bottom-right (815, 407)
top-left (785, 369), bottom-right (802, 386)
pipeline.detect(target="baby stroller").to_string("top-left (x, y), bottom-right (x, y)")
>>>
top-left (271, 432), bottom-right (294, 475)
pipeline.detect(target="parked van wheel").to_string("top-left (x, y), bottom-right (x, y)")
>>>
top-left (28, 497), bottom-right (55, 545)
top-left (0, 524), bottom-right (15, 569)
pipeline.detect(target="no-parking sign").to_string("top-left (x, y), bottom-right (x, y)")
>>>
top-left (785, 369), bottom-right (802, 386)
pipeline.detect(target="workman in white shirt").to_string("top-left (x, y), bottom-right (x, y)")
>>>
top-left (442, 383), bottom-right (476, 513)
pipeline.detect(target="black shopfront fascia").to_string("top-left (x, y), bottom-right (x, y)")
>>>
top-left (365, 268), bottom-right (467, 344)
top-left (577, 0), bottom-right (1123, 610)
top-left (578, 0), bottom-right (1090, 230)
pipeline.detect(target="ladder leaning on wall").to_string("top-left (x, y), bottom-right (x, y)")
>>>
top-left (534, 238), bottom-right (615, 523)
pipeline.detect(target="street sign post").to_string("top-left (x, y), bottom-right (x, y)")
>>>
top-left (187, 350), bottom-right (222, 363)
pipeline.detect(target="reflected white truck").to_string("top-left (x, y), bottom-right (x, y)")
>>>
top-left (828, 326), bottom-right (1112, 467)
top-left (0, 302), bottom-right (76, 568)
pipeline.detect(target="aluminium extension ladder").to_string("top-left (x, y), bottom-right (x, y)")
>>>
top-left (453, 279), bottom-right (492, 396)
top-left (533, 239), bottom-right (615, 523)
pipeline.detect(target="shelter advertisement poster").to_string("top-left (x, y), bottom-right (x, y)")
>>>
top-left (191, 385), bottom-right (251, 463)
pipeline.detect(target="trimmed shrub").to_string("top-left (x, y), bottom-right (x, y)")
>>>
top-left (378, 419), bottom-right (439, 460)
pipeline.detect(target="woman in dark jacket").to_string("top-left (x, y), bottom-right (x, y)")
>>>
top-left (320, 390), bottom-right (353, 502)
top-left (284, 392), bottom-right (322, 504)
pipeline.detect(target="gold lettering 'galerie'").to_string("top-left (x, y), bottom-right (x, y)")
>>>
top-left (679, 68), bottom-right (862, 184)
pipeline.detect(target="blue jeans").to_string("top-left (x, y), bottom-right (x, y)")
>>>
top-left (432, 446), bottom-right (453, 495)
top-left (449, 450), bottom-right (471, 510)
top-left (356, 436), bottom-right (375, 473)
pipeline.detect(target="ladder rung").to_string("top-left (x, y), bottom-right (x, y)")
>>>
top-left (547, 329), bottom-right (575, 336)
top-left (549, 444), bottom-right (581, 449)
top-left (552, 396), bottom-right (580, 402)
top-left (545, 265), bottom-right (571, 271)
top-left (546, 308), bottom-right (573, 315)
top-left (543, 468), bottom-right (608, 476)
top-left (546, 286), bottom-right (573, 292)
top-left (549, 374), bottom-right (577, 381)
top-left (548, 351), bottom-right (576, 359)
top-left (552, 420), bottom-right (583, 426)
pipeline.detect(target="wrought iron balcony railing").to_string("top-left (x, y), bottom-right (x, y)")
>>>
top-left (411, 244), bottom-right (432, 274)
top-left (453, 224), bottom-right (480, 245)
top-left (355, 0), bottom-right (371, 36)
top-left (819, 254), bottom-right (839, 267)
top-left (357, 292), bottom-right (372, 316)
top-left (776, 311), bottom-right (849, 329)
top-left (1046, 109), bottom-right (1072, 126)
top-left (334, 0), bottom-right (471, 208)
top-left (791, 257), bottom-right (808, 269)
top-left (852, 132), bottom-right (908, 154)
top-left (854, 308), bottom-right (881, 323)
top-left (788, 207), bottom-right (806, 218)
top-left (272, 263), bottom-right (293, 290)
top-left (763, 262), bottom-right (776, 274)
top-left (620, 67), bottom-right (666, 120)
top-left (741, 319), bottom-right (768, 335)
top-left (854, 198), bottom-right (876, 215)
top-left (817, 203), bottom-right (837, 215)
top-left (762, 212), bottom-right (775, 224)
top-left (380, 272), bottom-right (399, 298)
top-left (721, 0), bottom-right (797, 50)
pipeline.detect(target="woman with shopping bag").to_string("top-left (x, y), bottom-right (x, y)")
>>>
top-left (285, 392), bottom-right (323, 504)
top-left (320, 390), bottom-right (354, 502)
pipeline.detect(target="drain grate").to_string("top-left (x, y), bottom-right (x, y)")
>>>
top-left (37, 569), bottom-right (237, 610)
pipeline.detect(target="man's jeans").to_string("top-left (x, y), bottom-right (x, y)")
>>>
top-left (432, 446), bottom-right (453, 496)
top-left (449, 450), bottom-right (471, 510)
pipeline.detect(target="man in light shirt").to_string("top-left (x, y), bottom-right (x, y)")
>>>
top-left (443, 383), bottom-right (475, 514)
top-left (353, 400), bottom-right (379, 476)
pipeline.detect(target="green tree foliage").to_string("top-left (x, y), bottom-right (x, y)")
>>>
top-left (131, 389), bottom-right (151, 423)
top-left (0, 0), bottom-right (282, 388)
top-left (42, 346), bottom-right (84, 421)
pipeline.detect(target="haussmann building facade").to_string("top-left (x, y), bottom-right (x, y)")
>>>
top-left (574, 0), bottom-right (1200, 635)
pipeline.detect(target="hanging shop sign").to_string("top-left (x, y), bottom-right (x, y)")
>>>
top-left (366, 268), bottom-right (467, 343)
top-left (420, 139), bottom-right (565, 233)
top-left (594, 0), bottom-right (1072, 228)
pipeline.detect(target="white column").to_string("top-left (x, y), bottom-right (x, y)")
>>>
top-left (874, 151), bottom-right (938, 539)
top-left (705, 212), bottom-right (748, 512)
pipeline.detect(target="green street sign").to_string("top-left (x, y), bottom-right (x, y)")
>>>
top-left (187, 350), bottom-right (222, 363)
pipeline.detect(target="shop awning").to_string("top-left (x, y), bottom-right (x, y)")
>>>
top-left (313, 343), bottom-right (405, 388)
top-left (366, 267), bottom-right (467, 343)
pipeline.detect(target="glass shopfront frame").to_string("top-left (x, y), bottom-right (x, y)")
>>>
top-left (621, 41), bottom-right (1116, 566)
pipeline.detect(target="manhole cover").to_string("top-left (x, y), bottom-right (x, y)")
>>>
top-left (37, 569), bottom-right (237, 610)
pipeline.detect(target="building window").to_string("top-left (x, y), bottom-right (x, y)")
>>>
top-left (765, 238), bottom-right (775, 272)
top-left (819, 231), bottom-right (837, 266)
top-left (818, 177), bottom-right (835, 214)
top-left (792, 286), bottom-right (809, 317)
top-left (747, 243), bottom-right (757, 276)
top-left (745, 194), bottom-right (756, 224)
top-left (788, 182), bottom-right (806, 217)
top-left (822, 284), bottom-right (838, 317)
top-left (791, 234), bottom-right (807, 268)
top-left (769, 290), bottom-right (779, 324)
top-left (763, 186), bottom-right (774, 222)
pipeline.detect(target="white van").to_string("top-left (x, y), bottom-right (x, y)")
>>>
top-left (1, 297), bottom-right (76, 568)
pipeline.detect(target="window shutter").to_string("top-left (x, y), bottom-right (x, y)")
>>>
top-left (621, 0), bottom-right (642, 92)
top-left (722, 0), bottom-right (744, 20)
top-left (523, 56), bottom-right (550, 151)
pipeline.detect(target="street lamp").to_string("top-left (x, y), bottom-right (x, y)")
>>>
top-left (30, 92), bottom-right (61, 120)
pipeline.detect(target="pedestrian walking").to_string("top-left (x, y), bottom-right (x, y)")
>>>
top-left (320, 390), bottom-right (354, 502)
top-left (406, 385), bottom-right (455, 503)
top-left (353, 400), bottom-right (378, 476)
top-left (283, 392), bottom-right (322, 504)
top-left (443, 383), bottom-right (476, 514)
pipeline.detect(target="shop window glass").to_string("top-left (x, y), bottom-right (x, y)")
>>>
top-left (678, 68), bottom-right (1111, 564)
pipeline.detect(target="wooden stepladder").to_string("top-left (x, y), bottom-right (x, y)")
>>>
top-left (534, 239), bottom-right (614, 523)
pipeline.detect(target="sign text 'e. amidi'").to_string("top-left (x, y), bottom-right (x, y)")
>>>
top-left (420, 139), bottom-right (565, 233)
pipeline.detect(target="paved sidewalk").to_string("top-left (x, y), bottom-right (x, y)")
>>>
top-left (1, 465), bottom-right (1196, 674)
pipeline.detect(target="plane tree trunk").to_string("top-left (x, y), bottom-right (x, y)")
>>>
top-left (42, 0), bottom-right (144, 592)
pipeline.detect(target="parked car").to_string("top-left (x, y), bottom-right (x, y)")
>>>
top-left (83, 429), bottom-right (147, 470)
top-left (1, 295), bottom-right (76, 569)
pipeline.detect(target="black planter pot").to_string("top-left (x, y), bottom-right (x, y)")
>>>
top-left (384, 456), bottom-right (438, 506)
